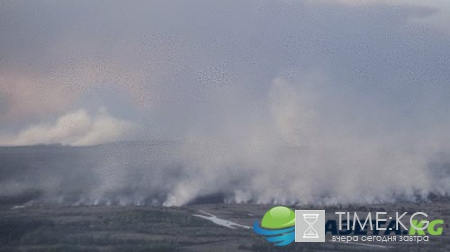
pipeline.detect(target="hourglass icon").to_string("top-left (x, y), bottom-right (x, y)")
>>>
top-left (302, 214), bottom-right (319, 238)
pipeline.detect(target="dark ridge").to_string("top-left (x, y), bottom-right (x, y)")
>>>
top-left (186, 192), bottom-right (227, 205)
top-left (0, 190), bottom-right (42, 205)
top-left (0, 139), bottom-right (181, 149)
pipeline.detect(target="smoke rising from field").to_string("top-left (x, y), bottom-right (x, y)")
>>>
top-left (1, 77), bottom-right (450, 207)
top-left (164, 78), bottom-right (450, 206)
top-left (1, 1), bottom-right (450, 206)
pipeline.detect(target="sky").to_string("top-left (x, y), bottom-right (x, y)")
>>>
top-left (1, 0), bottom-right (450, 206)
top-left (1, 0), bottom-right (449, 146)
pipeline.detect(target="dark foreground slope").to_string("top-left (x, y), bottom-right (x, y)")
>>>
top-left (1, 201), bottom-right (450, 252)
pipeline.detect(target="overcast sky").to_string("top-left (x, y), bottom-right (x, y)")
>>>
top-left (1, 0), bottom-right (449, 146)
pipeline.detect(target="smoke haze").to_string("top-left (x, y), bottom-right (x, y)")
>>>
top-left (1, 0), bottom-right (450, 206)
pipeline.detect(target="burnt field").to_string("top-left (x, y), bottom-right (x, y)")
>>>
top-left (1, 201), bottom-right (450, 252)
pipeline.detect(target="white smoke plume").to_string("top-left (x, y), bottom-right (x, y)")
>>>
top-left (0, 108), bottom-right (138, 146)
top-left (1, 1), bottom-right (450, 208)
top-left (163, 78), bottom-right (450, 206)
top-left (1, 78), bottom-right (450, 207)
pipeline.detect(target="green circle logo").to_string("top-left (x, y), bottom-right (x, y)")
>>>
top-left (261, 206), bottom-right (296, 229)
top-left (253, 206), bottom-right (296, 246)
